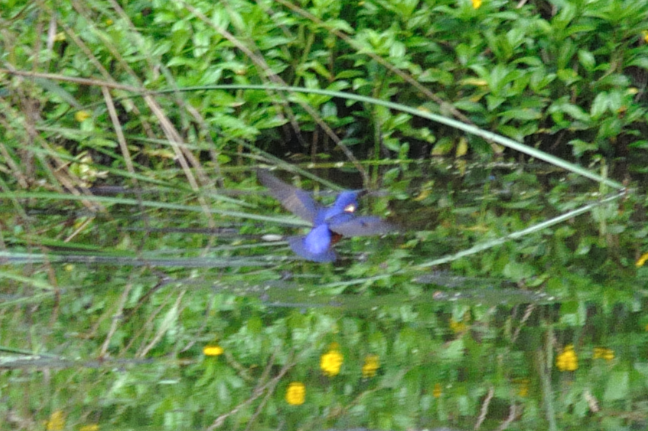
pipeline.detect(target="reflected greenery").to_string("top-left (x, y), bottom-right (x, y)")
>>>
top-left (2, 160), bottom-right (648, 430)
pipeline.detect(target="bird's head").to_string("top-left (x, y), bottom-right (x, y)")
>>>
top-left (332, 191), bottom-right (359, 213)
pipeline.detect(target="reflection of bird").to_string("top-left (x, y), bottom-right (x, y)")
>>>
top-left (258, 170), bottom-right (394, 262)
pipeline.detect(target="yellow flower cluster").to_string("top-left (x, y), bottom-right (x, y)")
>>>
top-left (362, 354), bottom-right (380, 378)
top-left (636, 252), bottom-right (648, 267)
top-left (593, 347), bottom-right (614, 362)
top-left (320, 344), bottom-right (343, 377)
top-left (46, 411), bottom-right (65, 431)
top-left (286, 382), bottom-right (305, 405)
top-left (203, 344), bottom-right (224, 356)
top-left (449, 318), bottom-right (468, 334)
top-left (556, 344), bottom-right (578, 371)
top-left (515, 378), bottom-right (530, 397)
top-left (75, 110), bottom-right (91, 122)
top-left (433, 383), bottom-right (443, 398)
top-left (285, 350), bottom-right (381, 406)
top-left (472, 0), bottom-right (482, 9)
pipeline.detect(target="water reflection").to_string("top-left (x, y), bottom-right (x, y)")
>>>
top-left (2, 161), bottom-right (644, 430)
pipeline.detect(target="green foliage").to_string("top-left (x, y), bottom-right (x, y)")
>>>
top-left (3, 0), bottom-right (647, 163)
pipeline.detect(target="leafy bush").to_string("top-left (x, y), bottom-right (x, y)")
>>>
top-left (2, 0), bottom-right (646, 169)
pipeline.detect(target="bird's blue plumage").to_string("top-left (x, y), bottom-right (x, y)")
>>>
top-left (316, 191), bottom-right (358, 225)
top-left (258, 170), bottom-right (394, 262)
top-left (303, 224), bottom-right (332, 255)
top-left (288, 235), bottom-right (337, 263)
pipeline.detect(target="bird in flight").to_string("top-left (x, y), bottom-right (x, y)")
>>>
top-left (258, 170), bottom-right (394, 262)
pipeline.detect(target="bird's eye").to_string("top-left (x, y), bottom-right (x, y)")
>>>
top-left (344, 204), bottom-right (356, 213)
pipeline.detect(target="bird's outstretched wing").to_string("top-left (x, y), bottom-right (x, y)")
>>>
top-left (328, 216), bottom-right (395, 237)
top-left (257, 170), bottom-right (319, 223)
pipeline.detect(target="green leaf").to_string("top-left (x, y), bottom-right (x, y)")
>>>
top-left (499, 108), bottom-right (542, 121)
top-left (335, 70), bottom-right (364, 79)
top-left (192, 30), bottom-right (210, 58)
top-left (327, 19), bottom-right (355, 34)
top-left (33, 78), bottom-right (82, 109)
top-left (431, 137), bottom-right (455, 155)
top-left (578, 50), bottom-right (596, 72)
top-left (557, 68), bottom-right (581, 85)
top-left (570, 139), bottom-right (598, 157)
top-left (629, 57), bottom-right (648, 69)
top-left (603, 371), bottom-right (629, 402)
top-left (440, 338), bottom-right (464, 361)
top-left (497, 125), bottom-right (524, 141)
top-left (420, 68), bottom-right (454, 85)
top-left (595, 73), bottom-right (630, 89)
top-left (389, 41), bottom-right (406, 58)
top-left (558, 103), bottom-right (591, 123)
top-left (628, 140), bottom-right (648, 149)
top-left (590, 92), bottom-right (610, 119)
top-left (503, 261), bottom-right (537, 281)
top-left (454, 100), bottom-right (486, 113)
top-left (211, 6), bottom-right (230, 29)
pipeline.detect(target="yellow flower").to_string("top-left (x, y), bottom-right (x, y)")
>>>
top-left (80, 425), bottom-right (100, 431)
top-left (362, 354), bottom-right (380, 378)
top-left (75, 110), bottom-right (91, 122)
top-left (414, 188), bottom-right (431, 201)
top-left (593, 347), bottom-right (615, 362)
top-left (643, 30), bottom-right (648, 44)
top-left (472, 0), bottom-right (482, 9)
top-left (203, 345), bottom-right (224, 356)
top-left (514, 378), bottom-right (530, 397)
top-left (636, 252), bottom-right (648, 267)
top-left (556, 344), bottom-right (578, 371)
top-left (105, 19), bottom-right (113, 26)
top-left (320, 347), bottom-right (343, 377)
top-left (46, 410), bottom-right (65, 431)
top-left (286, 382), bottom-right (305, 405)
top-left (433, 383), bottom-right (442, 398)
top-left (449, 318), bottom-right (468, 334)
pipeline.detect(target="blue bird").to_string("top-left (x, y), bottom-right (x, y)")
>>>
top-left (258, 170), bottom-right (394, 262)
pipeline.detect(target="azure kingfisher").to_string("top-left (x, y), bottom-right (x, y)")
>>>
top-left (258, 169), bottom-right (394, 262)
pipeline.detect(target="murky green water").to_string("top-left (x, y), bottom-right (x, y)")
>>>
top-left (2, 160), bottom-right (646, 430)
